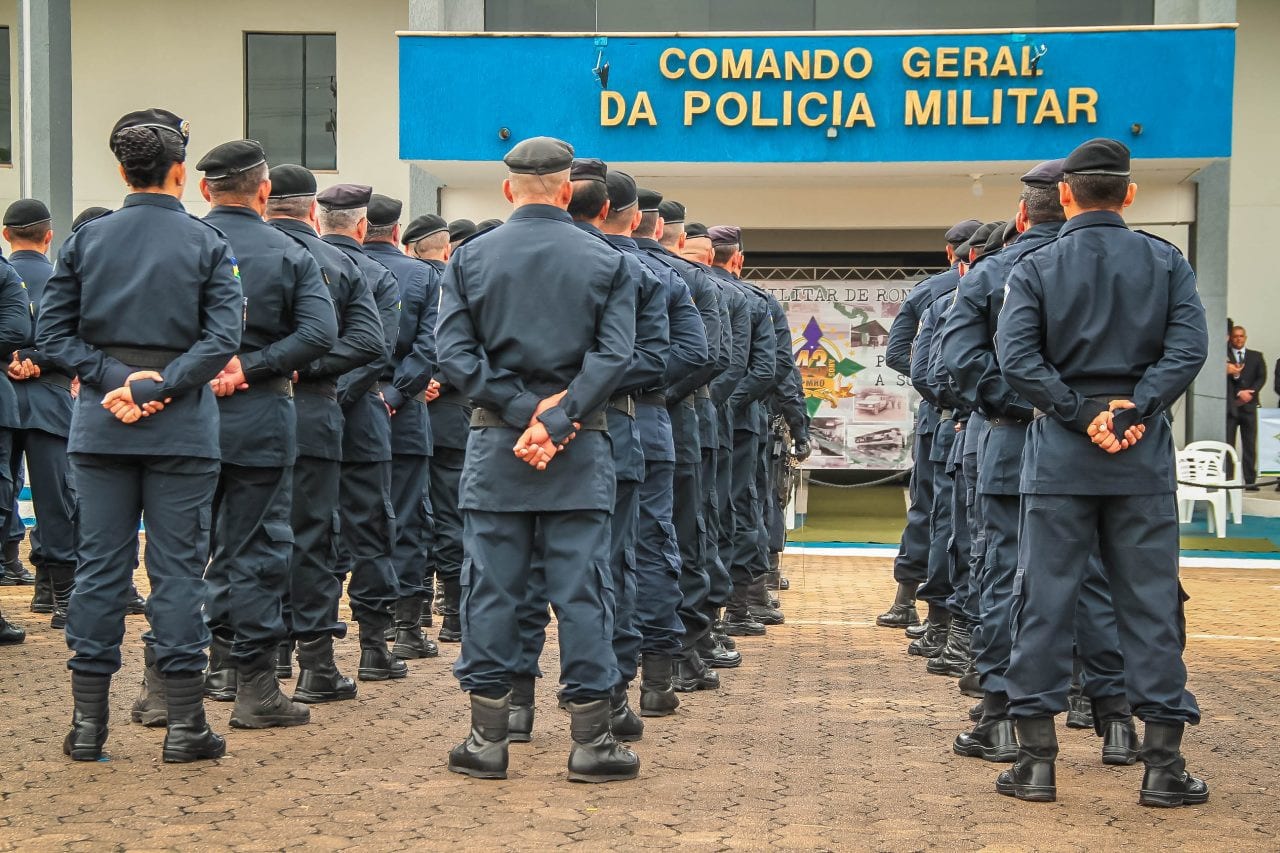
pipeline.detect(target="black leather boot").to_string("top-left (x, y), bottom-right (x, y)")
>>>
top-left (230, 652), bottom-right (311, 729)
top-left (357, 621), bottom-right (408, 680)
top-left (696, 630), bottom-right (741, 668)
top-left (609, 684), bottom-right (644, 742)
top-left (567, 698), bottom-right (640, 783)
top-left (48, 562), bottom-right (75, 630)
top-left (907, 606), bottom-right (950, 657)
top-left (508, 674), bottom-right (535, 743)
top-left (926, 617), bottom-right (972, 676)
top-left (954, 691), bottom-right (1018, 762)
top-left (63, 672), bottom-right (110, 761)
top-left (957, 665), bottom-right (983, 698)
top-left (712, 615), bottom-right (736, 651)
top-left (292, 635), bottom-right (357, 703)
top-left (1138, 721), bottom-right (1209, 807)
top-left (392, 596), bottom-right (438, 660)
top-left (162, 672), bottom-right (226, 763)
top-left (672, 648), bottom-right (720, 692)
top-left (438, 577), bottom-right (462, 643)
top-left (995, 717), bottom-right (1058, 802)
top-left (125, 585), bottom-right (147, 616)
top-left (639, 653), bottom-right (680, 716)
top-left (419, 598), bottom-right (434, 628)
top-left (968, 700), bottom-right (984, 722)
top-left (904, 619), bottom-right (930, 640)
top-left (0, 606), bottom-right (24, 645)
top-left (1093, 693), bottom-right (1139, 766)
top-left (746, 576), bottom-right (784, 625)
top-left (724, 585), bottom-right (766, 636)
top-left (30, 566), bottom-right (53, 613)
top-left (1066, 694), bottom-right (1094, 729)
top-left (130, 644), bottom-right (168, 726)
top-left (875, 581), bottom-right (921, 629)
top-left (204, 631), bottom-right (237, 701)
top-left (764, 550), bottom-right (789, 591)
top-left (448, 692), bottom-right (510, 779)
top-left (1, 539), bottom-right (33, 585)
top-left (275, 640), bottom-right (295, 679)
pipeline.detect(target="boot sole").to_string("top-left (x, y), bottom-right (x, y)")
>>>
top-left (568, 770), bottom-right (639, 783)
top-left (64, 746), bottom-right (105, 761)
top-left (437, 633), bottom-right (462, 643)
top-left (205, 691), bottom-right (237, 702)
top-left (448, 762), bottom-right (507, 779)
top-left (925, 665), bottom-right (965, 677)
top-left (906, 646), bottom-right (942, 657)
top-left (358, 669), bottom-right (409, 681)
top-left (614, 732), bottom-right (642, 743)
top-left (392, 646), bottom-right (438, 659)
top-left (1139, 789), bottom-right (1209, 807)
top-left (1102, 750), bottom-right (1138, 766)
top-left (229, 714), bottom-right (311, 729)
top-left (163, 746), bottom-right (227, 763)
top-left (875, 618), bottom-right (921, 628)
top-left (959, 685), bottom-right (984, 699)
top-left (953, 741), bottom-right (1018, 763)
top-left (30, 605), bottom-right (54, 614)
top-left (292, 690), bottom-right (357, 704)
top-left (996, 780), bottom-right (1056, 802)
top-left (699, 657), bottom-right (741, 669)
top-left (508, 732), bottom-right (532, 744)
top-left (131, 710), bottom-right (168, 727)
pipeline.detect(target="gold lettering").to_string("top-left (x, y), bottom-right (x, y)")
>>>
top-left (1006, 87), bottom-right (1037, 123)
top-left (627, 91), bottom-right (657, 126)
top-left (946, 89), bottom-right (958, 125)
top-left (844, 92), bottom-right (875, 127)
top-left (782, 90), bottom-right (794, 126)
top-left (751, 91), bottom-right (778, 126)
top-left (963, 46), bottom-right (989, 77)
top-left (1033, 89), bottom-right (1065, 124)
top-left (1068, 87), bottom-right (1098, 123)
top-left (722, 49), bottom-right (752, 80)
top-left (990, 46), bottom-right (1017, 77)
top-left (798, 92), bottom-right (827, 127)
top-left (600, 91), bottom-right (626, 126)
top-left (831, 90), bottom-right (844, 126)
top-left (961, 89), bottom-right (989, 125)
top-left (689, 48), bottom-right (717, 80)
top-left (684, 90), bottom-right (711, 125)
top-left (904, 89), bottom-right (941, 125)
top-left (991, 89), bottom-right (1003, 124)
top-left (783, 50), bottom-right (808, 80)
top-left (659, 47), bottom-right (685, 80)
top-left (935, 46), bottom-right (960, 78)
top-left (813, 49), bottom-right (839, 80)
top-left (716, 92), bottom-right (748, 126)
top-left (902, 47), bottom-right (930, 79)
top-left (842, 47), bottom-right (872, 80)
top-left (758, 48), bottom-right (782, 79)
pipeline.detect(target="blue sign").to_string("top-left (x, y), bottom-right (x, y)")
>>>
top-left (399, 27), bottom-right (1234, 164)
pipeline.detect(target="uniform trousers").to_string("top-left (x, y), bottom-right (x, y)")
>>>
top-left (427, 447), bottom-right (465, 590)
top-left (701, 445), bottom-right (732, 612)
top-left (65, 453), bottom-right (218, 675)
top-left (916, 457), bottom-right (955, 607)
top-left (893, 426), bottom-right (934, 586)
top-left (205, 464), bottom-right (293, 662)
top-left (635, 458), bottom-right (686, 656)
top-left (285, 455), bottom-right (345, 639)
top-left (673, 458), bottom-right (712, 639)
top-left (728, 429), bottom-right (764, 587)
top-left (456, 508), bottom-right (617, 701)
top-left (714, 441), bottom-right (735, 595)
top-left (390, 453), bottom-right (432, 598)
top-left (10, 429), bottom-right (76, 571)
top-left (1007, 492), bottom-right (1199, 723)
top-left (340, 460), bottom-right (399, 632)
top-left (945, 425), bottom-right (977, 622)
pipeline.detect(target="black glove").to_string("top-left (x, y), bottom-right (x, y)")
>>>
top-left (792, 439), bottom-right (811, 462)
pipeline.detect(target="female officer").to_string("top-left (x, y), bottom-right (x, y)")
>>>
top-left (37, 108), bottom-right (243, 763)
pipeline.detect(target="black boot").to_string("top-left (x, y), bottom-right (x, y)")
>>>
top-left (1066, 694), bottom-right (1094, 729)
top-left (130, 644), bottom-right (168, 727)
top-left (609, 685), bottom-right (644, 742)
top-left (292, 635), bottom-right (357, 703)
top-left (63, 672), bottom-right (110, 761)
top-left (638, 653), bottom-right (680, 716)
top-left (995, 717), bottom-right (1058, 802)
top-left (1093, 693), bottom-right (1139, 766)
top-left (419, 599), bottom-right (434, 629)
top-left (204, 632), bottom-right (237, 701)
top-left (438, 577), bottom-right (462, 643)
top-left (968, 700), bottom-right (984, 722)
top-left (162, 672), bottom-right (226, 763)
top-left (1138, 722), bottom-right (1209, 807)
top-left (275, 640), bottom-right (295, 679)
top-left (907, 605), bottom-right (950, 657)
top-left (0, 606), bottom-right (24, 645)
top-left (875, 581), bottom-right (920, 629)
top-left (926, 617), bottom-right (972, 676)
top-left (695, 630), bottom-right (741, 668)
top-left (765, 552), bottom-right (790, 591)
top-left (448, 692), bottom-right (510, 779)
top-left (1, 539), bottom-right (33, 585)
top-left (125, 585), bottom-right (147, 616)
top-left (230, 652), bottom-right (311, 729)
top-left (672, 649), bottom-right (720, 692)
top-left (746, 576), bottom-right (784, 625)
top-left (508, 674), bottom-right (535, 743)
top-left (724, 584), bottom-right (766, 636)
top-left (567, 698), bottom-right (640, 783)
top-left (954, 692), bottom-right (1018, 763)
top-left (30, 566), bottom-right (54, 613)
top-left (957, 665), bottom-right (983, 698)
top-left (357, 621), bottom-right (409, 680)
top-left (48, 562), bottom-right (75, 630)
top-left (712, 615), bottom-right (736, 651)
top-left (392, 596), bottom-right (438, 660)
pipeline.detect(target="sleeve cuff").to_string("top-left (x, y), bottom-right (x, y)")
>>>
top-left (102, 361), bottom-right (133, 392)
top-left (382, 386), bottom-right (406, 411)
top-left (237, 351), bottom-right (267, 381)
top-left (1068, 398), bottom-right (1108, 433)
top-left (503, 392), bottom-right (541, 430)
top-left (130, 377), bottom-right (165, 406)
top-left (537, 407), bottom-right (576, 444)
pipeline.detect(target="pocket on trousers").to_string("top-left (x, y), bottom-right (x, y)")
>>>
top-left (593, 559), bottom-right (616, 642)
top-left (195, 504), bottom-right (214, 566)
top-left (380, 500), bottom-right (397, 549)
top-left (1009, 568), bottom-right (1026, 645)
top-left (264, 520), bottom-right (295, 545)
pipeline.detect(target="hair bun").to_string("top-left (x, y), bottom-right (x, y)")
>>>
top-left (111, 126), bottom-right (164, 168)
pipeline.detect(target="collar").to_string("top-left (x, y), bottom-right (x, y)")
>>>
top-left (9, 250), bottom-right (50, 264)
top-left (362, 241), bottom-right (400, 255)
top-left (123, 192), bottom-right (185, 212)
top-left (1017, 221), bottom-right (1065, 242)
top-left (424, 258), bottom-right (445, 270)
top-left (1060, 209), bottom-right (1128, 237)
top-left (508, 204), bottom-right (572, 224)
top-left (574, 221), bottom-right (604, 237)
top-left (206, 205), bottom-right (265, 222)
top-left (322, 234), bottom-right (364, 252)
top-left (269, 218), bottom-right (317, 237)
top-left (633, 236), bottom-right (664, 252)
top-left (604, 234), bottom-right (638, 250)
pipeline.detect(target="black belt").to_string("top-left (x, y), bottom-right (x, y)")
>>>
top-left (637, 392), bottom-right (665, 406)
top-left (609, 394), bottom-right (636, 418)
top-left (37, 372), bottom-right (72, 391)
top-left (101, 346), bottom-right (183, 370)
top-left (246, 376), bottom-right (293, 397)
top-left (695, 386), bottom-right (712, 400)
top-left (986, 415), bottom-right (1029, 427)
top-left (413, 389), bottom-right (428, 403)
top-left (295, 379), bottom-right (337, 399)
top-left (470, 406), bottom-right (608, 431)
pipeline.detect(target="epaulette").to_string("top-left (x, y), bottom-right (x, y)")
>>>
top-left (191, 214), bottom-right (230, 241)
top-left (1135, 229), bottom-right (1185, 256)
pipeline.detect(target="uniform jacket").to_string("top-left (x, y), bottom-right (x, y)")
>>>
top-left (9, 250), bottom-right (72, 437)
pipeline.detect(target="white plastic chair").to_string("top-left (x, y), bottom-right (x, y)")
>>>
top-left (1183, 440), bottom-right (1244, 523)
top-left (1176, 449), bottom-right (1229, 538)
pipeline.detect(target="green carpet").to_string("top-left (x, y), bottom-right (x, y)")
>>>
top-left (790, 485), bottom-right (907, 544)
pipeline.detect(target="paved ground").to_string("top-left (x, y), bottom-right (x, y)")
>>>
top-left (2, 552), bottom-right (1278, 852)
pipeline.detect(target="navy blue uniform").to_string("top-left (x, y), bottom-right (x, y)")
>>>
top-left (912, 293), bottom-right (959, 610)
top-left (271, 218), bottom-right (384, 641)
top-left (703, 274), bottom-right (744, 612)
top-left (37, 194), bottom-right (243, 676)
top-left (438, 204), bottom-right (635, 701)
top-left (997, 211), bottom-right (1207, 723)
top-left (0, 258), bottom-right (29, 569)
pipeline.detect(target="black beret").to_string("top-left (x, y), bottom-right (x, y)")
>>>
top-left (605, 170), bottom-right (638, 212)
top-left (570, 158), bottom-right (607, 184)
top-left (1000, 220), bottom-right (1019, 245)
top-left (111, 108), bottom-right (189, 146)
top-left (504, 136), bottom-right (574, 175)
top-left (316, 183), bottom-right (372, 210)
top-left (71, 207), bottom-right (112, 232)
top-left (658, 200), bottom-right (685, 224)
top-left (3, 199), bottom-right (51, 229)
top-left (983, 221), bottom-right (1009, 254)
top-left (1020, 158), bottom-right (1066, 188)
top-left (684, 222), bottom-right (710, 240)
top-left (402, 214), bottom-right (449, 245)
top-left (962, 223), bottom-right (999, 256)
top-left (196, 139), bottom-right (267, 180)
top-left (477, 218), bottom-right (503, 233)
top-left (708, 225), bottom-right (743, 248)
top-left (448, 219), bottom-right (477, 243)
top-left (1063, 138), bottom-right (1131, 177)
top-left (367, 194), bottom-right (403, 228)
top-left (268, 164), bottom-right (317, 198)
top-left (636, 188), bottom-right (663, 213)
top-left (944, 219), bottom-right (982, 246)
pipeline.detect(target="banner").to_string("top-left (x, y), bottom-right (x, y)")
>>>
top-left (1258, 408), bottom-right (1280, 475)
top-left (765, 278), bottom-right (927, 470)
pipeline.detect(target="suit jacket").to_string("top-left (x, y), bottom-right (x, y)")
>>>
top-left (1229, 348), bottom-right (1265, 412)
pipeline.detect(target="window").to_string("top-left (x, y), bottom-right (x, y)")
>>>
top-left (0, 28), bottom-right (10, 164)
top-left (245, 33), bottom-right (336, 170)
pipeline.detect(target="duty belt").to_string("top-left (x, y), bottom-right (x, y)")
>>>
top-left (609, 394), bottom-right (636, 418)
top-left (637, 392), bottom-right (665, 406)
top-left (295, 379), bottom-right (337, 399)
top-left (986, 414), bottom-right (1029, 427)
top-left (37, 372), bottom-right (73, 391)
top-left (101, 346), bottom-right (183, 370)
top-left (242, 376), bottom-right (293, 397)
top-left (470, 406), bottom-right (608, 432)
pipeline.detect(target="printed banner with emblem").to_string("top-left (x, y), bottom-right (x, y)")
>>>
top-left (764, 276), bottom-right (929, 470)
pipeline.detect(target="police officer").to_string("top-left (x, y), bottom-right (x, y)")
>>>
top-left (193, 140), bottom-right (336, 729)
top-left (995, 138), bottom-right (1208, 806)
top-left (3, 200), bottom-right (79, 630)
top-left (40, 108), bottom-right (243, 763)
top-left (363, 194), bottom-right (441, 661)
top-left (447, 219), bottom-right (477, 252)
top-left (265, 164), bottom-right (384, 703)
top-left (437, 136), bottom-right (638, 783)
top-left (0, 217), bottom-right (30, 645)
top-left (880, 219), bottom-right (980, 631)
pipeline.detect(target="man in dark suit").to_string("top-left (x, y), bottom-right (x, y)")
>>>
top-left (1227, 325), bottom-right (1265, 487)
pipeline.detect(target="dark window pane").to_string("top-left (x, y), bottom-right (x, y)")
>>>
top-left (246, 33), bottom-right (337, 170)
top-left (597, 0), bottom-right (815, 31)
top-left (486, 0), bottom-right (596, 31)
top-left (304, 35), bottom-right (337, 170)
top-left (814, 0), bottom-right (1153, 29)
top-left (0, 28), bottom-right (11, 164)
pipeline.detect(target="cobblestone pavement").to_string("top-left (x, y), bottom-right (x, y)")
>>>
top-left (2, 552), bottom-right (1278, 852)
